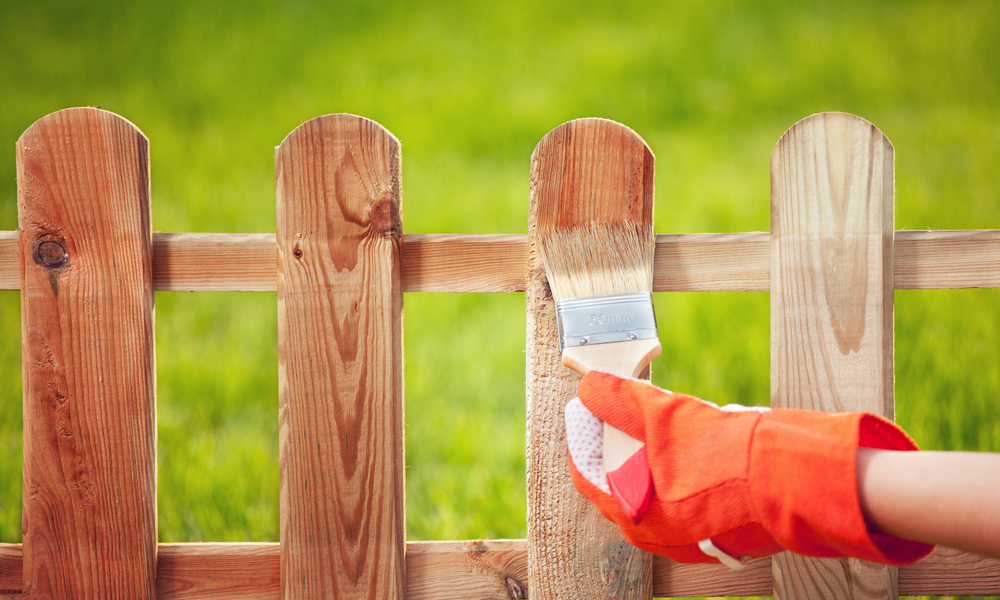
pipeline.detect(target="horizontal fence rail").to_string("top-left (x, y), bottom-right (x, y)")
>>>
top-left (2, 229), bottom-right (1000, 292)
top-left (2, 542), bottom-right (999, 599)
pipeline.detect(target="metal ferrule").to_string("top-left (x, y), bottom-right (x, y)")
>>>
top-left (555, 292), bottom-right (658, 352)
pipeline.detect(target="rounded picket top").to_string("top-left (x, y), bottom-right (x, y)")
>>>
top-left (16, 105), bottom-right (152, 251)
top-left (18, 106), bottom-right (149, 150)
top-left (530, 118), bottom-right (655, 232)
top-left (276, 113), bottom-right (402, 247)
top-left (770, 111), bottom-right (894, 236)
top-left (771, 111), bottom-right (893, 168)
top-left (276, 112), bottom-right (400, 154)
top-left (531, 117), bottom-right (654, 167)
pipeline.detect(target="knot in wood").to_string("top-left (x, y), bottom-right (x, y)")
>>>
top-left (370, 198), bottom-right (400, 235)
top-left (504, 576), bottom-right (526, 599)
top-left (34, 240), bottom-right (68, 269)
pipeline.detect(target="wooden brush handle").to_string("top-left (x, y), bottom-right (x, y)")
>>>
top-left (562, 339), bottom-right (661, 472)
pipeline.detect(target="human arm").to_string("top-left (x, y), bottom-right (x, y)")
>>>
top-left (567, 370), bottom-right (935, 567)
top-left (858, 448), bottom-right (1000, 559)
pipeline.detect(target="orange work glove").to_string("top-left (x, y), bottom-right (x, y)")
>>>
top-left (565, 371), bottom-right (935, 568)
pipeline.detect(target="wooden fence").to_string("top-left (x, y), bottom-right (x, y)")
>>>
top-left (1, 107), bottom-right (1000, 599)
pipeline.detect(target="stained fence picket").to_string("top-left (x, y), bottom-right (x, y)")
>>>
top-left (17, 108), bottom-right (157, 599)
top-left (526, 118), bottom-right (654, 600)
top-left (275, 114), bottom-right (405, 599)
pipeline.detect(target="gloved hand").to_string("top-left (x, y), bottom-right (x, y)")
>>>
top-left (565, 370), bottom-right (935, 568)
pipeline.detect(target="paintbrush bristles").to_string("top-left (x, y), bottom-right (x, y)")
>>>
top-left (539, 223), bottom-right (655, 302)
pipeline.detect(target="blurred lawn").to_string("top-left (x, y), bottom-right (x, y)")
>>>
top-left (1, 2), bottom-right (998, 590)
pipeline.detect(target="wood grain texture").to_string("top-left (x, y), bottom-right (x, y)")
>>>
top-left (156, 543), bottom-right (280, 600)
top-left (652, 231), bottom-right (770, 291)
top-left (770, 112), bottom-right (896, 599)
top-left (0, 231), bottom-right (16, 290)
top-left (401, 233), bottom-right (527, 292)
top-left (16, 107), bottom-right (157, 599)
top-left (526, 118), bottom-right (654, 600)
top-left (406, 541), bottom-right (528, 600)
top-left (651, 555), bottom-right (774, 596)
top-left (3, 230), bottom-right (1000, 292)
top-left (898, 546), bottom-right (1000, 595)
top-left (0, 542), bottom-right (998, 599)
top-left (153, 232), bottom-right (277, 291)
top-left (0, 543), bottom-right (23, 599)
top-left (894, 229), bottom-right (1000, 289)
top-left (276, 114), bottom-right (404, 599)
top-left (772, 553), bottom-right (897, 600)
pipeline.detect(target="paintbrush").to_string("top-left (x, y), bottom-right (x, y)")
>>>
top-left (540, 222), bottom-right (660, 524)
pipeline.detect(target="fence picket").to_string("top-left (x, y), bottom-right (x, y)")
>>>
top-left (526, 118), bottom-right (654, 600)
top-left (275, 114), bottom-right (405, 599)
top-left (770, 112), bottom-right (897, 599)
top-left (16, 108), bottom-right (157, 599)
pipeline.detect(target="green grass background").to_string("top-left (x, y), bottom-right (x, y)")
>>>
top-left (1, 1), bottom-right (999, 597)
